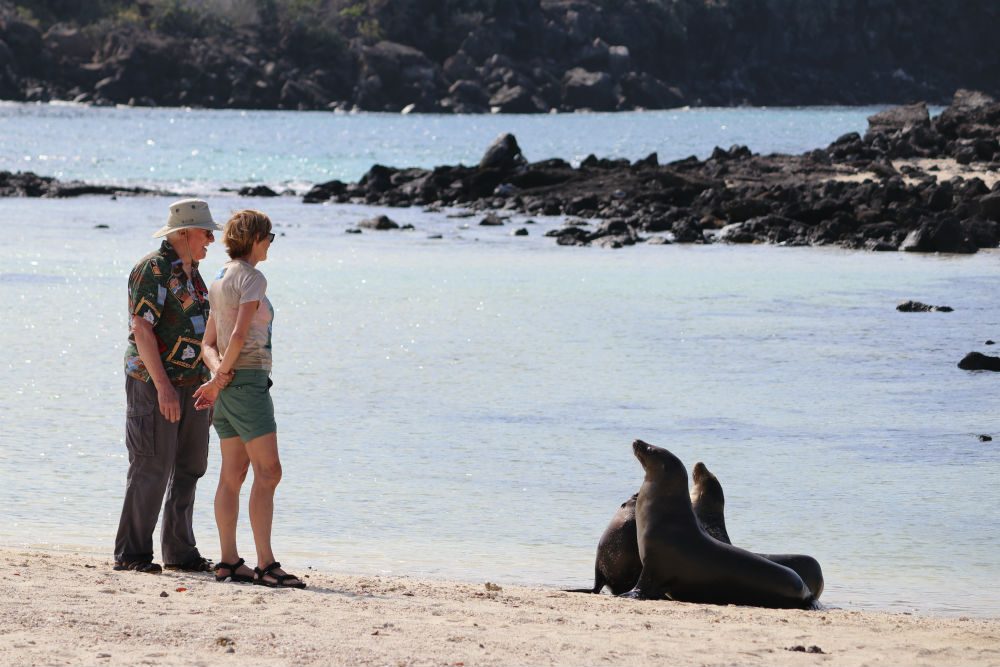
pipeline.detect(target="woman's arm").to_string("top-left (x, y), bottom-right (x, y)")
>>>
top-left (200, 314), bottom-right (222, 375)
top-left (215, 300), bottom-right (259, 375)
top-left (193, 300), bottom-right (259, 409)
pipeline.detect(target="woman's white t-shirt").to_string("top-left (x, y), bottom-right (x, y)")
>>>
top-left (209, 259), bottom-right (273, 371)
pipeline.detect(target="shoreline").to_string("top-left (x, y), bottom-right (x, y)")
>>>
top-left (4, 91), bottom-right (1000, 253)
top-left (2, 547), bottom-right (997, 667)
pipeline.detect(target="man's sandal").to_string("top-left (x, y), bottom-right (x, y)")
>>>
top-left (253, 561), bottom-right (306, 589)
top-left (113, 560), bottom-right (162, 574)
top-left (215, 558), bottom-right (255, 583)
top-left (164, 555), bottom-right (214, 572)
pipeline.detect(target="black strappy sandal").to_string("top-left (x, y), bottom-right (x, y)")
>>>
top-left (214, 557), bottom-right (254, 583)
top-left (253, 561), bottom-right (306, 589)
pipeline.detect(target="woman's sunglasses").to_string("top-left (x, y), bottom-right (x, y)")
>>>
top-left (265, 232), bottom-right (276, 243)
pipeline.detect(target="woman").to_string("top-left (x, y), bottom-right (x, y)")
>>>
top-left (194, 209), bottom-right (305, 589)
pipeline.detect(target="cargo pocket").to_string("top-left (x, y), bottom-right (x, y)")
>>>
top-left (125, 402), bottom-right (156, 457)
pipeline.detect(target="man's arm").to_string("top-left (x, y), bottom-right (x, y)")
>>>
top-left (131, 315), bottom-right (180, 423)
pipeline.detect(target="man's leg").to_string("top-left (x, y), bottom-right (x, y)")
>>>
top-left (114, 377), bottom-right (178, 565)
top-left (161, 383), bottom-right (210, 565)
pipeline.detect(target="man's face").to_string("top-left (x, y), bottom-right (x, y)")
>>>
top-left (184, 228), bottom-right (215, 262)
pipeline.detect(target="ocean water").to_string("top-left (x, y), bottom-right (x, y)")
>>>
top-left (1, 104), bottom-right (997, 618)
top-left (0, 101), bottom-right (891, 193)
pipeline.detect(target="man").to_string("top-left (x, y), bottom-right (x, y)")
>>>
top-left (114, 199), bottom-right (229, 573)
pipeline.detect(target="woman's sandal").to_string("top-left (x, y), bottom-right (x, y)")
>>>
top-left (253, 561), bottom-right (306, 589)
top-left (214, 557), bottom-right (255, 583)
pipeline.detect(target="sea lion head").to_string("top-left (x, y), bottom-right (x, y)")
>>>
top-left (690, 462), bottom-right (725, 513)
top-left (632, 439), bottom-right (689, 494)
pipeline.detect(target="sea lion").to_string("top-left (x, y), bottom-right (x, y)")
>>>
top-left (690, 461), bottom-right (825, 600)
top-left (689, 462), bottom-right (730, 543)
top-left (570, 493), bottom-right (641, 595)
top-left (572, 462), bottom-right (824, 599)
top-left (624, 439), bottom-right (815, 608)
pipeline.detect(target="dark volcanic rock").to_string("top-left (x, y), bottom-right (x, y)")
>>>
top-left (867, 103), bottom-right (931, 133)
top-left (899, 216), bottom-right (977, 253)
top-left (0, 170), bottom-right (159, 197)
top-left (296, 91), bottom-right (1000, 250)
top-left (479, 133), bottom-right (526, 171)
top-left (958, 352), bottom-right (1000, 371)
top-left (358, 214), bottom-right (400, 230)
top-left (303, 179), bottom-right (348, 204)
top-left (489, 84), bottom-right (546, 113)
top-left (237, 185), bottom-right (279, 197)
top-left (896, 300), bottom-right (954, 313)
top-left (561, 68), bottom-right (616, 111)
top-left (3, 3), bottom-right (1000, 112)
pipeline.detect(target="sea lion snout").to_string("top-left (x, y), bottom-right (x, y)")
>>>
top-left (632, 439), bottom-right (656, 468)
top-left (692, 462), bottom-right (710, 483)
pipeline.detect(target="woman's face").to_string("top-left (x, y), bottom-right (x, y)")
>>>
top-left (253, 230), bottom-right (273, 263)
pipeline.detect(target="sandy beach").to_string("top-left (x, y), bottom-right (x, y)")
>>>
top-left (1, 548), bottom-right (997, 667)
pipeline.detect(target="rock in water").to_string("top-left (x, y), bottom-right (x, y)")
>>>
top-left (896, 300), bottom-right (953, 312)
top-left (358, 215), bottom-right (399, 230)
top-left (958, 352), bottom-right (1000, 371)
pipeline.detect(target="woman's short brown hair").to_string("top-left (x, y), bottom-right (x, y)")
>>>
top-left (223, 209), bottom-right (272, 259)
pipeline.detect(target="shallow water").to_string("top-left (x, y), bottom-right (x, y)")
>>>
top-left (1, 195), bottom-right (998, 617)
top-left (0, 102), bottom-right (890, 192)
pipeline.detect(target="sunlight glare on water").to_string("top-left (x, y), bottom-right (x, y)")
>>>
top-left (1, 195), bottom-right (997, 617)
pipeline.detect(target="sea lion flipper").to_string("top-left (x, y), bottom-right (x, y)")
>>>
top-left (591, 566), bottom-right (606, 594)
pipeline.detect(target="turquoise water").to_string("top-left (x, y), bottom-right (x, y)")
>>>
top-left (0, 104), bottom-right (997, 617)
top-left (0, 102), bottom-right (887, 192)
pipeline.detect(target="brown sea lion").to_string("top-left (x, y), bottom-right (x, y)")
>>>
top-left (690, 461), bottom-right (825, 600)
top-left (572, 462), bottom-right (824, 600)
top-left (623, 439), bottom-right (815, 608)
top-left (567, 493), bottom-right (641, 595)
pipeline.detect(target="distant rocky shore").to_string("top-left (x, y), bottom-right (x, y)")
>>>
top-left (0, 170), bottom-right (162, 197)
top-left (300, 90), bottom-right (1000, 252)
top-left (1, 0), bottom-right (998, 112)
top-left (5, 90), bottom-right (1000, 254)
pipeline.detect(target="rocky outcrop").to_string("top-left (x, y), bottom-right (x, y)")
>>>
top-left (301, 93), bottom-right (1000, 252)
top-left (0, 170), bottom-right (161, 197)
top-left (2, 0), bottom-right (999, 111)
top-left (5, 92), bottom-right (999, 254)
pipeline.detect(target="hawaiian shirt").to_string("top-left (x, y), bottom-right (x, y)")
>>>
top-left (124, 241), bottom-right (211, 385)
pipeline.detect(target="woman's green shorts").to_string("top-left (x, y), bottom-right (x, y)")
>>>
top-left (213, 369), bottom-right (276, 442)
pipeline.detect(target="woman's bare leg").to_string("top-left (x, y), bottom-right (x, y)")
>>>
top-left (245, 432), bottom-right (281, 567)
top-left (245, 432), bottom-right (302, 585)
top-left (215, 436), bottom-right (250, 573)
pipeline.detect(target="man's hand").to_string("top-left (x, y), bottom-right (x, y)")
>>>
top-left (156, 383), bottom-right (181, 422)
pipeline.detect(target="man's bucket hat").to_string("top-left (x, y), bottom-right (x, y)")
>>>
top-left (152, 199), bottom-right (223, 238)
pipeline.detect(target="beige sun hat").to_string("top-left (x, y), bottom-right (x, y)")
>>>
top-left (152, 199), bottom-right (223, 238)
